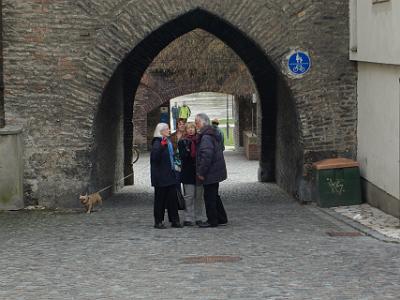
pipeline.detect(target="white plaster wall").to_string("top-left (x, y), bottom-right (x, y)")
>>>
top-left (357, 62), bottom-right (400, 199)
top-left (350, 0), bottom-right (400, 65)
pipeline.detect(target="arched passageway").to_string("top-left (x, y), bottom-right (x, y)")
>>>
top-left (93, 8), bottom-right (303, 199)
top-left (3, 1), bottom-right (356, 207)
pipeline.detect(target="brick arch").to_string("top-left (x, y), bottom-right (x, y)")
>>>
top-left (136, 77), bottom-right (239, 114)
top-left (84, 2), bottom-right (289, 93)
top-left (93, 7), bottom-right (303, 200)
top-left (137, 84), bottom-right (228, 113)
top-left (133, 78), bottom-right (240, 150)
top-left (3, 1), bottom-right (356, 207)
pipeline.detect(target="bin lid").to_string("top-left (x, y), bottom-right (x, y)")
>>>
top-left (312, 158), bottom-right (359, 170)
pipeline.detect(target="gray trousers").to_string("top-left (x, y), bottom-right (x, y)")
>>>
top-left (183, 184), bottom-right (206, 222)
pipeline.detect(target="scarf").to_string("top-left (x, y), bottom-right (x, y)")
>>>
top-left (185, 134), bottom-right (197, 159)
top-left (167, 138), bottom-right (175, 171)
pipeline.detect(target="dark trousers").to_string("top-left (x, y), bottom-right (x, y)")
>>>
top-left (203, 183), bottom-right (228, 226)
top-left (165, 171), bottom-right (182, 223)
top-left (154, 185), bottom-right (179, 224)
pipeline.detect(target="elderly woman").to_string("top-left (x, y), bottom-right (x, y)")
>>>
top-left (178, 122), bottom-right (206, 226)
top-left (150, 123), bottom-right (182, 229)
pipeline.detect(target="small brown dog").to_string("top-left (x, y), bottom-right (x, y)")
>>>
top-left (79, 192), bottom-right (102, 214)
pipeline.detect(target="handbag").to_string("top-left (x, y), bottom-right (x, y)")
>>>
top-left (176, 188), bottom-right (186, 210)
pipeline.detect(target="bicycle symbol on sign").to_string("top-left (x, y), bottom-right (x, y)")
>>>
top-left (288, 51), bottom-right (311, 76)
top-left (292, 53), bottom-right (306, 73)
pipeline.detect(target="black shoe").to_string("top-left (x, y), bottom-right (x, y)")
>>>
top-left (197, 221), bottom-right (218, 228)
top-left (154, 223), bottom-right (166, 229)
top-left (171, 222), bottom-right (183, 228)
top-left (195, 220), bottom-right (203, 226)
top-left (218, 221), bottom-right (228, 226)
top-left (183, 221), bottom-right (194, 227)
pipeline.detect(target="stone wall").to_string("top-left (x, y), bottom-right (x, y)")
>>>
top-left (234, 95), bottom-right (255, 148)
top-left (0, 0), bottom-right (4, 128)
top-left (133, 84), bottom-right (151, 151)
top-left (2, 1), bottom-right (357, 207)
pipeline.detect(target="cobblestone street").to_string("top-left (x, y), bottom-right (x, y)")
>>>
top-left (1, 152), bottom-right (399, 299)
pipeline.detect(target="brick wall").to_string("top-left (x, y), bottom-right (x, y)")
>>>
top-left (234, 95), bottom-right (255, 148)
top-left (2, 1), bottom-right (356, 207)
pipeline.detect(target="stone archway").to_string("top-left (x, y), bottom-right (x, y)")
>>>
top-left (136, 72), bottom-right (240, 114)
top-left (3, 1), bottom-right (356, 207)
top-left (133, 68), bottom-right (255, 152)
top-left (93, 8), bottom-right (302, 200)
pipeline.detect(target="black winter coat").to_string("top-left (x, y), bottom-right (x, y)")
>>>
top-left (178, 138), bottom-right (196, 184)
top-left (150, 137), bottom-right (177, 187)
top-left (196, 125), bottom-right (227, 185)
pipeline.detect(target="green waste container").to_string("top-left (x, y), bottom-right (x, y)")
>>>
top-left (312, 158), bottom-right (362, 208)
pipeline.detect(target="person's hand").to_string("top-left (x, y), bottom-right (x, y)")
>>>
top-left (161, 137), bottom-right (168, 147)
top-left (197, 175), bottom-right (205, 181)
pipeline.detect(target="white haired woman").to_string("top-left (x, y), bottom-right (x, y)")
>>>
top-left (150, 123), bottom-right (182, 229)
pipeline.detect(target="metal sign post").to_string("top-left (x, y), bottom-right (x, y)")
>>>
top-left (251, 93), bottom-right (257, 136)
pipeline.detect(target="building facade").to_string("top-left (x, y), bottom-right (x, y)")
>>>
top-left (350, 0), bottom-right (400, 217)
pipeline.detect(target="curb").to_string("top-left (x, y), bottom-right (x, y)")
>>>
top-left (307, 205), bottom-right (400, 244)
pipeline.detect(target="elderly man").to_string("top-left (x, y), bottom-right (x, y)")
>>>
top-left (195, 113), bottom-right (228, 227)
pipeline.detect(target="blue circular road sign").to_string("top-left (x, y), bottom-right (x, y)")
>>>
top-left (287, 51), bottom-right (311, 76)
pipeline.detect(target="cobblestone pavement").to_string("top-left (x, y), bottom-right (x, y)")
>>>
top-left (1, 151), bottom-right (399, 299)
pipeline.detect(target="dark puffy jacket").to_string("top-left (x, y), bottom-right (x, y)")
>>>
top-left (150, 137), bottom-right (176, 187)
top-left (196, 125), bottom-right (227, 185)
top-left (178, 138), bottom-right (196, 184)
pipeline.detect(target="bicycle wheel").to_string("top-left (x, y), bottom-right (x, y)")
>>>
top-left (132, 147), bottom-right (140, 164)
